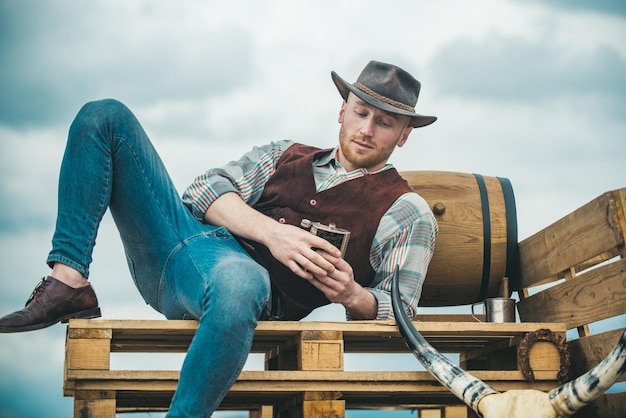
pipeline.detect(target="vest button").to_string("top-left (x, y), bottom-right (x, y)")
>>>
top-left (309, 199), bottom-right (317, 206)
top-left (278, 217), bottom-right (286, 224)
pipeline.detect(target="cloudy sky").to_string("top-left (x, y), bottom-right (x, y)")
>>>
top-left (1, 1), bottom-right (625, 417)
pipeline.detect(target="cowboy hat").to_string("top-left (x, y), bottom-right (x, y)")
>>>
top-left (331, 60), bottom-right (437, 128)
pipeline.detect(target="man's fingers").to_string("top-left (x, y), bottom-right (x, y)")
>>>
top-left (297, 252), bottom-right (331, 277)
top-left (308, 235), bottom-right (342, 258)
top-left (289, 258), bottom-right (313, 280)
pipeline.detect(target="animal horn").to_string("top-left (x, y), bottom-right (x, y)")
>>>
top-left (548, 328), bottom-right (626, 416)
top-left (391, 266), bottom-right (498, 414)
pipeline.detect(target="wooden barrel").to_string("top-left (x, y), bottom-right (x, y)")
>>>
top-left (400, 171), bottom-right (519, 306)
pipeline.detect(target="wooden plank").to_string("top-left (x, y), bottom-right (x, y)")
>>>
top-left (421, 410), bottom-right (442, 418)
top-left (112, 397), bottom-right (473, 415)
top-left (416, 314), bottom-right (486, 322)
top-left (444, 406), bottom-right (469, 418)
top-left (73, 398), bottom-right (116, 418)
top-left (67, 319), bottom-right (566, 354)
top-left (572, 248), bottom-right (623, 274)
top-left (72, 321), bottom-right (566, 358)
top-left (298, 331), bottom-right (344, 371)
top-left (74, 389), bottom-right (116, 400)
top-left (68, 327), bottom-right (112, 339)
top-left (67, 369), bottom-right (560, 387)
top-left (69, 319), bottom-right (566, 337)
top-left (65, 338), bottom-right (111, 370)
top-left (517, 258), bottom-right (626, 327)
top-left (73, 390), bottom-right (116, 418)
top-left (568, 328), bottom-right (626, 383)
top-left (301, 392), bottom-right (345, 418)
top-left (518, 188), bottom-right (626, 289)
top-left (65, 368), bottom-right (560, 414)
top-left (64, 335), bottom-right (112, 396)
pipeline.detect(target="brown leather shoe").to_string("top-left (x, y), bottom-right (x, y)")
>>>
top-left (0, 276), bottom-right (101, 333)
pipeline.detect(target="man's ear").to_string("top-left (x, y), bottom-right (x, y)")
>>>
top-left (338, 100), bottom-right (347, 123)
top-left (397, 126), bottom-right (413, 148)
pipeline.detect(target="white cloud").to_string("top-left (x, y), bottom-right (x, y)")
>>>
top-left (0, 126), bottom-right (64, 233)
top-left (0, 1), bottom-right (624, 417)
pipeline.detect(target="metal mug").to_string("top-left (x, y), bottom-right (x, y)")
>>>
top-left (471, 297), bottom-right (516, 323)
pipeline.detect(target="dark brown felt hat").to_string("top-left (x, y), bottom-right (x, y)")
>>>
top-left (331, 60), bottom-right (437, 128)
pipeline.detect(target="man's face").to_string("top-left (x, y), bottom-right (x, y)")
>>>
top-left (337, 93), bottom-right (413, 172)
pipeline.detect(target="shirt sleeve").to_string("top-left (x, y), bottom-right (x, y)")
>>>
top-left (182, 140), bottom-right (294, 221)
top-left (353, 192), bottom-right (438, 321)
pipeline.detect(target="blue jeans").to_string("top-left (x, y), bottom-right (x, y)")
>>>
top-left (47, 99), bottom-right (272, 417)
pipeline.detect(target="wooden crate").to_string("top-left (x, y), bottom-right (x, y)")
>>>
top-left (516, 187), bottom-right (626, 417)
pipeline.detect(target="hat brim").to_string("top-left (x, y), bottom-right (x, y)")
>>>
top-left (331, 71), bottom-right (437, 128)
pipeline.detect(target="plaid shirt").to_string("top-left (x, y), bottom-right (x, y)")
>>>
top-left (182, 140), bottom-right (437, 320)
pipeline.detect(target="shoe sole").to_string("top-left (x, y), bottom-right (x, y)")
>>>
top-left (0, 307), bottom-right (102, 333)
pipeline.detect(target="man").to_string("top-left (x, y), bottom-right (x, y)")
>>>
top-left (0, 60), bottom-right (438, 416)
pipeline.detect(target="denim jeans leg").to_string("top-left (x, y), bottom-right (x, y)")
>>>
top-left (47, 98), bottom-right (272, 416)
top-left (46, 99), bottom-right (199, 308)
top-left (161, 233), bottom-right (271, 417)
top-left (47, 99), bottom-right (122, 277)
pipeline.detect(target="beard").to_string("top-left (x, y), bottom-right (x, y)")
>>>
top-left (338, 123), bottom-right (398, 171)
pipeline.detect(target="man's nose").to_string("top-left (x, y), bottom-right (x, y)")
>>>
top-left (359, 117), bottom-right (375, 137)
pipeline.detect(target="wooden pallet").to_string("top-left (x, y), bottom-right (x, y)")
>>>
top-left (64, 318), bottom-right (565, 417)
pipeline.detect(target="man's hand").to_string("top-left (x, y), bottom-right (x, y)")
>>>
top-left (204, 192), bottom-right (377, 319)
top-left (264, 223), bottom-right (342, 280)
top-left (204, 192), bottom-right (341, 279)
top-left (305, 251), bottom-right (378, 319)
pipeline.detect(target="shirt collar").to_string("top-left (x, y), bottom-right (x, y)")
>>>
top-left (313, 146), bottom-right (393, 174)
top-left (312, 147), bottom-right (339, 168)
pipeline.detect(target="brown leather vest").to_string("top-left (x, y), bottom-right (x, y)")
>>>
top-left (238, 143), bottom-right (413, 319)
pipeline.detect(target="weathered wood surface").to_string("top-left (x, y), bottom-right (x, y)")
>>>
top-left (517, 258), bottom-right (626, 328)
top-left (516, 188), bottom-right (626, 418)
top-left (68, 370), bottom-right (561, 413)
top-left (64, 319), bottom-right (565, 416)
top-left (67, 369), bottom-right (562, 389)
top-left (518, 188), bottom-right (626, 289)
top-left (573, 391), bottom-right (626, 418)
top-left (568, 328), bottom-right (626, 384)
top-left (418, 406), bottom-right (471, 418)
top-left (65, 318), bottom-right (566, 354)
